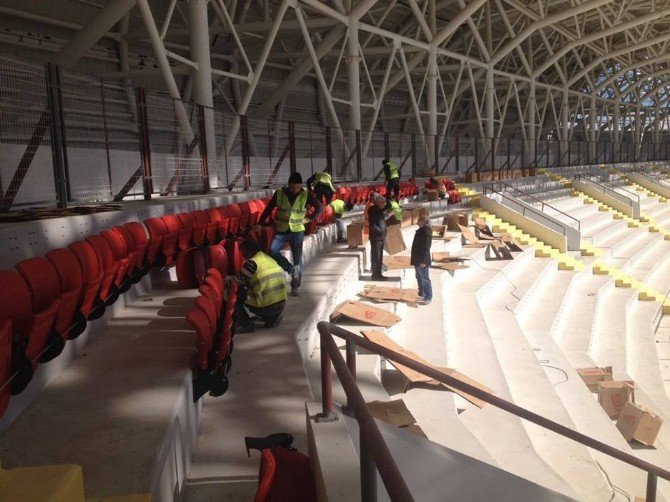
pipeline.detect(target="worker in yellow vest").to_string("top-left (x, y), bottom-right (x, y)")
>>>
top-left (330, 198), bottom-right (354, 243)
top-left (387, 199), bottom-right (403, 225)
top-left (234, 238), bottom-right (287, 334)
top-left (258, 172), bottom-right (323, 296)
top-left (378, 159), bottom-right (400, 200)
top-left (307, 171), bottom-right (336, 204)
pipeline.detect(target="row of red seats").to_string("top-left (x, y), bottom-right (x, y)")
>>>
top-left (0, 222), bottom-right (151, 414)
top-left (0, 179), bottom-right (417, 417)
top-left (186, 268), bottom-right (237, 401)
top-left (336, 181), bottom-right (419, 205)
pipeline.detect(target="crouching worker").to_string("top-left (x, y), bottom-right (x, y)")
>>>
top-left (330, 198), bottom-right (354, 243)
top-left (234, 238), bottom-right (287, 334)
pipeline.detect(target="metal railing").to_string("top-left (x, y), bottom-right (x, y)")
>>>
top-left (317, 321), bottom-right (670, 502)
top-left (481, 183), bottom-right (577, 236)
top-left (573, 173), bottom-right (640, 207)
top-left (483, 181), bottom-right (581, 232)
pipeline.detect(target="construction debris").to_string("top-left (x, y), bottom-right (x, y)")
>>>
top-left (360, 285), bottom-right (422, 305)
top-left (362, 330), bottom-right (492, 408)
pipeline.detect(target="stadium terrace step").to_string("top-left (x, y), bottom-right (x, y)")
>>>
top-left (442, 248), bottom-right (578, 498)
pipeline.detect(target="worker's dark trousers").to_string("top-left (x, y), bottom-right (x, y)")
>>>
top-left (234, 286), bottom-right (286, 328)
top-left (386, 178), bottom-right (400, 200)
top-left (314, 183), bottom-right (334, 204)
top-left (370, 239), bottom-right (384, 277)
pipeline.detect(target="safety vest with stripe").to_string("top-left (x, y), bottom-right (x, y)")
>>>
top-left (245, 252), bottom-right (287, 308)
top-left (276, 188), bottom-right (308, 233)
top-left (330, 198), bottom-right (346, 216)
top-left (390, 200), bottom-right (402, 221)
top-left (315, 171), bottom-right (335, 191)
top-left (387, 161), bottom-right (400, 180)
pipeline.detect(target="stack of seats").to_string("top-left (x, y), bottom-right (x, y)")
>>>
top-left (186, 268), bottom-right (238, 401)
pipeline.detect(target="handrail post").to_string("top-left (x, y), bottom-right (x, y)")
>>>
top-left (360, 432), bottom-right (378, 502)
top-left (318, 330), bottom-right (338, 422)
top-left (647, 472), bottom-right (658, 502)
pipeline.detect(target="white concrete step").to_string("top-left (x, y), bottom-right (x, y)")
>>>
top-left (443, 253), bottom-right (579, 499)
top-left (476, 254), bottom-right (612, 501)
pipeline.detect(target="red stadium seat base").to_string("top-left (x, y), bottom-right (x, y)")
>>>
top-left (39, 330), bottom-right (66, 363)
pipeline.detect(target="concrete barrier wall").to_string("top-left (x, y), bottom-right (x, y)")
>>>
top-left (627, 172), bottom-right (670, 200)
top-left (481, 196), bottom-right (569, 252)
top-left (572, 179), bottom-right (640, 218)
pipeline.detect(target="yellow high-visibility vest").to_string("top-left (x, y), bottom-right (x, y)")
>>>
top-left (275, 188), bottom-right (308, 232)
top-left (388, 161), bottom-right (400, 180)
top-left (330, 199), bottom-right (346, 216)
top-left (315, 171), bottom-right (335, 191)
top-left (245, 252), bottom-right (287, 308)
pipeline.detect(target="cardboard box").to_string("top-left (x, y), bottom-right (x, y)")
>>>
top-left (400, 211), bottom-right (413, 227)
top-left (577, 366), bottom-right (613, 392)
top-left (383, 255), bottom-right (413, 270)
top-left (347, 220), bottom-right (368, 247)
top-left (616, 402), bottom-right (663, 446)
top-left (426, 189), bottom-right (438, 201)
top-left (598, 381), bottom-right (635, 419)
top-left (444, 212), bottom-right (468, 231)
top-left (384, 224), bottom-right (406, 255)
top-left (431, 225), bottom-right (446, 239)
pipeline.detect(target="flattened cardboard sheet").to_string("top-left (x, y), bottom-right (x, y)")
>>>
top-left (383, 255), bottom-right (413, 270)
top-left (432, 252), bottom-right (468, 263)
top-left (361, 330), bottom-right (491, 408)
top-left (401, 424), bottom-right (428, 439)
top-left (330, 301), bottom-right (401, 327)
top-left (367, 399), bottom-right (416, 427)
top-left (361, 285), bottom-right (422, 305)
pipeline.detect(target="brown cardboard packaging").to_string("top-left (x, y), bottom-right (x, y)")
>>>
top-left (616, 402), bottom-right (663, 446)
top-left (400, 211), bottom-right (413, 227)
top-left (597, 381), bottom-right (635, 419)
top-left (577, 366), bottom-right (613, 392)
top-left (444, 212), bottom-right (468, 231)
top-left (367, 400), bottom-right (416, 427)
top-left (384, 224), bottom-right (406, 255)
top-left (330, 301), bottom-right (401, 327)
top-left (347, 220), bottom-right (368, 246)
top-left (383, 255), bottom-right (413, 270)
top-left (430, 225), bottom-right (446, 239)
top-left (426, 189), bottom-right (438, 201)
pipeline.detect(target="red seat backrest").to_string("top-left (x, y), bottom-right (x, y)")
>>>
top-left (125, 221), bottom-right (149, 247)
top-left (144, 217), bottom-right (168, 240)
top-left (101, 229), bottom-right (128, 261)
top-left (114, 226), bottom-right (137, 253)
top-left (177, 212), bottom-right (196, 229)
top-left (68, 241), bottom-right (102, 282)
top-left (86, 235), bottom-right (116, 269)
top-left (162, 214), bottom-right (183, 235)
top-left (206, 208), bottom-right (222, 223)
top-left (195, 295), bottom-right (217, 329)
top-left (15, 257), bottom-right (61, 313)
top-left (185, 308), bottom-right (213, 371)
top-left (0, 270), bottom-right (33, 335)
top-left (193, 210), bottom-right (209, 226)
top-left (45, 248), bottom-right (84, 293)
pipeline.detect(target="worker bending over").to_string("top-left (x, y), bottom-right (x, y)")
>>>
top-left (375, 158), bottom-right (400, 200)
top-left (258, 172), bottom-right (323, 296)
top-left (234, 238), bottom-right (287, 334)
top-left (306, 171), bottom-right (336, 204)
top-left (330, 198), bottom-right (354, 243)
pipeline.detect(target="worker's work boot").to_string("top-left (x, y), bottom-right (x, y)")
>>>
top-left (290, 266), bottom-right (301, 289)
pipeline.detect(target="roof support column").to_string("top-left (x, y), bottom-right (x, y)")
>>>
top-left (428, 50), bottom-right (438, 169)
top-left (635, 104), bottom-right (642, 159)
top-left (348, 13), bottom-right (361, 140)
top-left (528, 80), bottom-right (536, 166)
top-left (189, 0), bottom-right (218, 188)
top-left (137, 0), bottom-right (194, 142)
top-left (561, 86), bottom-right (569, 163)
top-left (589, 95), bottom-right (597, 163)
top-left (485, 65), bottom-right (495, 168)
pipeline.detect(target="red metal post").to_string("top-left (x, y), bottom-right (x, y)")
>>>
top-left (240, 114), bottom-right (251, 190)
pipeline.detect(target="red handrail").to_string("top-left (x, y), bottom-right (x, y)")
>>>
top-left (317, 321), bottom-right (670, 502)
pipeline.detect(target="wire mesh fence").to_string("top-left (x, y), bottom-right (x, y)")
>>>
top-left (0, 57), bottom-right (56, 209)
top-left (3, 57), bottom-right (670, 210)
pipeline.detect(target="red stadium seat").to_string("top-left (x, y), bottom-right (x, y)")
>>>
top-left (0, 320), bottom-right (11, 417)
top-left (192, 210), bottom-right (209, 245)
top-left (45, 248), bottom-right (88, 337)
top-left (220, 206), bottom-right (240, 235)
top-left (225, 239), bottom-right (244, 274)
top-left (16, 257), bottom-right (80, 346)
top-left (177, 212), bottom-right (198, 249)
top-left (0, 270), bottom-right (58, 392)
top-left (68, 241), bottom-right (106, 318)
top-left (195, 295), bottom-right (218, 330)
top-left (205, 208), bottom-right (224, 243)
top-left (162, 214), bottom-right (187, 256)
top-left (85, 235), bottom-right (122, 304)
top-left (207, 244), bottom-right (229, 277)
top-left (114, 225), bottom-right (146, 278)
top-left (123, 222), bottom-right (149, 270)
top-left (185, 308), bottom-right (214, 373)
top-left (101, 229), bottom-right (135, 290)
top-left (143, 217), bottom-right (168, 266)
top-left (176, 248), bottom-right (202, 289)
